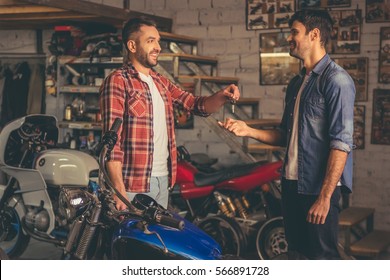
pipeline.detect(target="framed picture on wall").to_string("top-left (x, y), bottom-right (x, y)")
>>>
top-left (379, 27), bottom-right (390, 83)
top-left (354, 105), bottom-right (365, 149)
top-left (366, 0), bottom-right (390, 23)
top-left (328, 9), bottom-right (362, 54)
top-left (297, 0), bottom-right (351, 9)
top-left (246, 0), bottom-right (295, 30)
top-left (371, 89), bottom-right (390, 145)
top-left (259, 32), bottom-right (301, 85)
top-left (333, 57), bottom-right (368, 101)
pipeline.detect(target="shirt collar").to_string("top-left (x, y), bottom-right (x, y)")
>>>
top-left (299, 53), bottom-right (331, 77)
top-left (124, 63), bottom-right (161, 79)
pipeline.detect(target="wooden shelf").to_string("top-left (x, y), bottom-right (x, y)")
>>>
top-left (60, 85), bottom-right (100, 93)
top-left (350, 230), bottom-right (390, 258)
top-left (246, 143), bottom-right (284, 153)
top-left (158, 53), bottom-right (218, 65)
top-left (178, 75), bottom-right (238, 84)
top-left (59, 121), bottom-right (101, 130)
top-left (339, 207), bottom-right (375, 227)
top-left (160, 31), bottom-right (198, 45)
top-left (236, 98), bottom-right (260, 105)
top-left (244, 119), bottom-right (281, 127)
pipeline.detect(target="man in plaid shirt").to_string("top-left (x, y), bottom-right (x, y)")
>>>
top-left (100, 17), bottom-right (240, 210)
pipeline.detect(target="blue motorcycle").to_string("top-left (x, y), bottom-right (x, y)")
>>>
top-left (0, 115), bottom-right (226, 260)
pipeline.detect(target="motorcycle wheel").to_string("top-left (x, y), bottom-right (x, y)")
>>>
top-left (0, 207), bottom-right (30, 259)
top-left (0, 247), bottom-right (9, 260)
top-left (256, 216), bottom-right (288, 260)
top-left (196, 215), bottom-right (247, 257)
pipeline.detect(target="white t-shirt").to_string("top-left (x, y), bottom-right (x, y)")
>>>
top-left (139, 72), bottom-right (169, 177)
top-left (285, 73), bottom-right (311, 180)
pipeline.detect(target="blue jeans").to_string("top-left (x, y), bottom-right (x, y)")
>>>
top-left (281, 178), bottom-right (341, 259)
top-left (126, 176), bottom-right (169, 208)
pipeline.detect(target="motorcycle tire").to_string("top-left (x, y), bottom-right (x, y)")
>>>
top-left (196, 215), bottom-right (247, 257)
top-left (0, 207), bottom-right (30, 259)
top-left (256, 216), bottom-right (288, 260)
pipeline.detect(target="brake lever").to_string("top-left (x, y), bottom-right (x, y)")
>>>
top-left (137, 221), bottom-right (169, 254)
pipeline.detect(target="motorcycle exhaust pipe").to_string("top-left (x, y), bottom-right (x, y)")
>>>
top-left (21, 219), bottom-right (65, 246)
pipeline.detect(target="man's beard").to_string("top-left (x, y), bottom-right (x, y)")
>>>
top-left (136, 51), bottom-right (158, 68)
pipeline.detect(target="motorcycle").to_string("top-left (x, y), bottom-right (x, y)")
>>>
top-left (169, 146), bottom-right (288, 259)
top-left (0, 115), bottom-right (226, 260)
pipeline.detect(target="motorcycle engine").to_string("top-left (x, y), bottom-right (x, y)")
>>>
top-left (57, 188), bottom-right (91, 225)
top-left (25, 207), bottom-right (50, 232)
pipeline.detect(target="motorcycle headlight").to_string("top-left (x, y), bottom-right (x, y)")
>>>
top-left (58, 188), bottom-right (91, 222)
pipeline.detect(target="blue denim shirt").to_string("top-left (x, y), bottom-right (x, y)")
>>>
top-left (280, 54), bottom-right (355, 194)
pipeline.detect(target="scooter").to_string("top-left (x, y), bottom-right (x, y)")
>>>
top-left (0, 115), bottom-right (226, 259)
top-left (169, 146), bottom-right (288, 259)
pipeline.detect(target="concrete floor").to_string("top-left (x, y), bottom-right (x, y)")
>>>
top-left (14, 236), bottom-right (389, 260)
top-left (17, 239), bottom-right (63, 260)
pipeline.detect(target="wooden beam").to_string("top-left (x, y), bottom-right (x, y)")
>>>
top-left (0, 5), bottom-right (64, 14)
top-left (24, 0), bottom-right (172, 31)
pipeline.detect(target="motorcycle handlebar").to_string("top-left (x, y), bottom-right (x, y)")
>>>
top-left (110, 118), bottom-right (122, 134)
top-left (155, 213), bottom-right (185, 230)
top-left (95, 118), bottom-right (122, 156)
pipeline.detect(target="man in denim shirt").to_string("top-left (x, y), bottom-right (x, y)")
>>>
top-left (220, 10), bottom-right (355, 259)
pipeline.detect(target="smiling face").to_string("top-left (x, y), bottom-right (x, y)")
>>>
top-left (287, 20), bottom-right (312, 61)
top-left (127, 25), bottom-right (161, 75)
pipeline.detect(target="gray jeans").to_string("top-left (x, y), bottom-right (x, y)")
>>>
top-left (126, 175), bottom-right (169, 208)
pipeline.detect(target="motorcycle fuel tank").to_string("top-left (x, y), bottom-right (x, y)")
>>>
top-left (34, 149), bottom-right (99, 186)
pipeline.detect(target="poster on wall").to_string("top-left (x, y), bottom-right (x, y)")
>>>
top-left (379, 27), bottom-right (390, 83)
top-left (259, 32), bottom-right (300, 85)
top-left (354, 105), bottom-right (365, 149)
top-left (328, 9), bottom-right (362, 54)
top-left (371, 89), bottom-right (390, 145)
top-left (246, 0), bottom-right (295, 30)
top-left (366, 0), bottom-right (390, 23)
top-left (333, 57), bottom-right (368, 101)
top-left (297, 0), bottom-right (351, 9)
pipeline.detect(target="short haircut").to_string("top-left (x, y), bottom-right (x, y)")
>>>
top-left (122, 16), bottom-right (157, 52)
top-left (289, 9), bottom-right (333, 47)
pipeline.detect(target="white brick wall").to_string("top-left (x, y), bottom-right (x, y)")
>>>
top-left (0, 0), bottom-right (389, 232)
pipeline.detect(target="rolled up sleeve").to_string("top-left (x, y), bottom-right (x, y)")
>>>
top-left (99, 72), bottom-right (125, 163)
top-left (326, 71), bottom-right (356, 153)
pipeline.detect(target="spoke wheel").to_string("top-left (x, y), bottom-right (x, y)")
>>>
top-left (196, 215), bottom-right (247, 257)
top-left (256, 216), bottom-right (288, 260)
top-left (0, 207), bottom-right (30, 258)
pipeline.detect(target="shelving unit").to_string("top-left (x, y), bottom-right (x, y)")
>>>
top-left (56, 56), bottom-right (122, 149)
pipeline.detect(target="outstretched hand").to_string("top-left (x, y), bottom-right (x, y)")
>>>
top-left (221, 84), bottom-right (240, 102)
top-left (218, 117), bottom-right (250, 137)
top-left (205, 84), bottom-right (240, 113)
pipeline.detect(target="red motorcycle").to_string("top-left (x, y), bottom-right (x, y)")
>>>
top-left (169, 146), bottom-right (288, 259)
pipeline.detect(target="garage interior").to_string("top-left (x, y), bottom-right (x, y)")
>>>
top-left (0, 0), bottom-right (389, 260)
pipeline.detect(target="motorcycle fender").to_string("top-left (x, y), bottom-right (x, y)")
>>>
top-left (0, 190), bottom-right (29, 235)
top-left (0, 183), bottom-right (5, 197)
top-left (0, 166), bottom-right (55, 234)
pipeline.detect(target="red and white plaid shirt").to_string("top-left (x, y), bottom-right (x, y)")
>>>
top-left (100, 64), bottom-right (209, 192)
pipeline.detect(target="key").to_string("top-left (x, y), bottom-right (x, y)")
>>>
top-left (231, 99), bottom-right (236, 114)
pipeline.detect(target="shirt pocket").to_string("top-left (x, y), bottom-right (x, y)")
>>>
top-left (304, 95), bottom-right (326, 120)
top-left (128, 91), bottom-right (146, 117)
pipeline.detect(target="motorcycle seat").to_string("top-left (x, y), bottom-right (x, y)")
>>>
top-left (194, 161), bottom-right (267, 187)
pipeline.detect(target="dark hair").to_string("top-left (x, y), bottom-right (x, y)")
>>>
top-left (288, 10), bottom-right (333, 47)
top-left (122, 16), bottom-right (157, 52)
